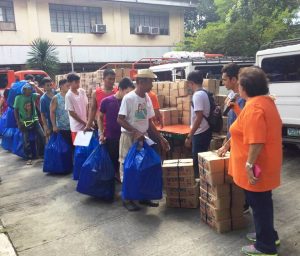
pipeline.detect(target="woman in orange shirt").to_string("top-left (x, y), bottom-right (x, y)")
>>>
top-left (229, 67), bottom-right (282, 256)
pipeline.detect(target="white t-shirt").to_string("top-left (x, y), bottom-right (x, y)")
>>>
top-left (119, 91), bottom-right (155, 133)
top-left (65, 88), bottom-right (88, 132)
top-left (191, 90), bottom-right (210, 135)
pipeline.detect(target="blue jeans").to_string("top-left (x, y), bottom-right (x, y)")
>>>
top-left (245, 190), bottom-right (279, 254)
top-left (192, 129), bottom-right (212, 178)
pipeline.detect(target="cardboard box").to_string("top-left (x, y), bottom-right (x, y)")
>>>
top-left (200, 188), bottom-right (230, 209)
top-left (170, 89), bottom-right (179, 98)
top-left (209, 136), bottom-right (225, 151)
top-left (199, 178), bottom-right (230, 198)
top-left (200, 197), bottom-right (231, 221)
top-left (198, 151), bottom-right (230, 173)
top-left (160, 108), bottom-right (178, 126)
top-left (179, 88), bottom-right (189, 97)
top-left (163, 176), bottom-right (195, 188)
top-left (199, 167), bottom-right (225, 186)
top-left (157, 95), bottom-right (164, 108)
top-left (162, 159), bottom-right (194, 178)
top-left (203, 79), bottom-right (220, 95)
top-left (181, 116), bottom-right (190, 125)
top-left (177, 80), bottom-right (188, 89)
top-left (166, 185), bottom-right (200, 198)
top-left (166, 196), bottom-right (199, 209)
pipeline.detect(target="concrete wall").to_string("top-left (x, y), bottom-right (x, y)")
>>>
top-left (0, 0), bottom-right (185, 64)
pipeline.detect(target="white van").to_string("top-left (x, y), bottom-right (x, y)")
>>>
top-left (256, 43), bottom-right (300, 144)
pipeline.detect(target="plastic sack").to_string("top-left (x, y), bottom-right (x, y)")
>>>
top-left (73, 132), bottom-right (99, 180)
top-left (43, 133), bottom-right (73, 174)
top-left (76, 144), bottom-right (115, 200)
top-left (0, 109), bottom-right (8, 135)
top-left (5, 107), bottom-right (17, 128)
top-left (12, 128), bottom-right (25, 158)
top-left (1, 128), bottom-right (17, 152)
top-left (122, 142), bottom-right (163, 201)
top-left (7, 80), bottom-right (28, 108)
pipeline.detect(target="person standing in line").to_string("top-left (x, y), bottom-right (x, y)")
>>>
top-left (84, 69), bottom-right (117, 132)
top-left (40, 77), bottom-right (56, 142)
top-left (117, 69), bottom-right (170, 211)
top-left (185, 70), bottom-right (212, 178)
top-left (65, 73), bottom-right (88, 144)
top-left (99, 78), bottom-right (135, 183)
top-left (50, 79), bottom-right (72, 145)
top-left (14, 83), bottom-right (45, 165)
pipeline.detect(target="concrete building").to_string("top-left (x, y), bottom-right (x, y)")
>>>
top-left (0, 0), bottom-right (195, 71)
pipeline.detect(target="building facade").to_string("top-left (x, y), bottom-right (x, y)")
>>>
top-left (0, 0), bottom-right (193, 70)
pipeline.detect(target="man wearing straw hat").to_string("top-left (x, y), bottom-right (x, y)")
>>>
top-left (117, 69), bottom-right (170, 211)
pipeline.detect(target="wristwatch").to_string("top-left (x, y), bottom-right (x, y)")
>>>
top-left (246, 162), bottom-right (254, 169)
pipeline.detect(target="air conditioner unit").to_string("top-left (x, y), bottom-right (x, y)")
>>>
top-left (135, 25), bottom-right (151, 35)
top-left (92, 24), bottom-right (106, 34)
top-left (150, 27), bottom-right (160, 35)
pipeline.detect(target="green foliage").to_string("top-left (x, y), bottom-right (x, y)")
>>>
top-left (26, 38), bottom-right (60, 78)
top-left (180, 0), bottom-right (300, 56)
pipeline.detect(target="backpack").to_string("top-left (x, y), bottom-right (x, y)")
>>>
top-left (200, 89), bottom-right (223, 133)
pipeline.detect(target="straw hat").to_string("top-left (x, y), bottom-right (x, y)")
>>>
top-left (135, 69), bottom-right (157, 79)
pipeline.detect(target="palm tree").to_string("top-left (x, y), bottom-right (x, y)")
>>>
top-left (26, 38), bottom-right (60, 78)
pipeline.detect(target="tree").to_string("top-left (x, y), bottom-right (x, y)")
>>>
top-left (180, 0), bottom-right (300, 56)
top-left (26, 38), bottom-right (60, 78)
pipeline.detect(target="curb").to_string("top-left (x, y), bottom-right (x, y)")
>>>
top-left (0, 223), bottom-right (17, 256)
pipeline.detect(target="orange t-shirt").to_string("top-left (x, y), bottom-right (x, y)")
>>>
top-left (95, 87), bottom-right (118, 111)
top-left (229, 96), bottom-right (282, 192)
top-left (148, 91), bottom-right (160, 110)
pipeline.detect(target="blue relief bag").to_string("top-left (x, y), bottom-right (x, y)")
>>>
top-left (73, 132), bottom-right (98, 180)
top-left (122, 141), bottom-right (163, 201)
top-left (43, 133), bottom-right (73, 174)
top-left (77, 144), bottom-right (115, 200)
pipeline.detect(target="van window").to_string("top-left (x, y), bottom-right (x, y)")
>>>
top-left (0, 73), bottom-right (8, 89)
top-left (261, 54), bottom-right (300, 82)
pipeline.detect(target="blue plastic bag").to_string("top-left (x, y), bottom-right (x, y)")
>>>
top-left (12, 128), bottom-right (25, 158)
top-left (1, 128), bottom-right (17, 152)
top-left (5, 107), bottom-right (17, 128)
top-left (43, 133), bottom-right (73, 174)
top-left (0, 109), bottom-right (8, 135)
top-left (76, 144), bottom-right (115, 200)
top-left (122, 142), bottom-right (163, 201)
top-left (73, 132), bottom-right (99, 180)
top-left (7, 80), bottom-right (28, 108)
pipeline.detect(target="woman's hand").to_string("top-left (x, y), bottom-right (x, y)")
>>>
top-left (217, 144), bottom-right (229, 157)
top-left (52, 126), bottom-right (59, 133)
top-left (246, 166), bottom-right (259, 185)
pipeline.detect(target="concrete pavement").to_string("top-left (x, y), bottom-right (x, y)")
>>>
top-left (0, 146), bottom-right (300, 256)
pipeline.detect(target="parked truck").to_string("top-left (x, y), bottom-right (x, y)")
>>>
top-left (257, 40), bottom-right (300, 144)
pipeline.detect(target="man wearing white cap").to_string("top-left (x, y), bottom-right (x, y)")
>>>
top-left (117, 69), bottom-right (170, 211)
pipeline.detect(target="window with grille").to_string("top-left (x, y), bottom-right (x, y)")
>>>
top-left (49, 4), bottom-right (102, 33)
top-left (0, 0), bottom-right (16, 31)
top-left (129, 10), bottom-right (169, 35)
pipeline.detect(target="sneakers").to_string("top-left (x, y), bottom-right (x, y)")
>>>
top-left (246, 233), bottom-right (281, 246)
top-left (241, 245), bottom-right (278, 256)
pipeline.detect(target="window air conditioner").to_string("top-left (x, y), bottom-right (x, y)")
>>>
top-left (92, 24), bottom-right (106, 34)
top-left (135, 25), bottom-right (151, 35)
top-left (150, 27), bottom-right (160, 35)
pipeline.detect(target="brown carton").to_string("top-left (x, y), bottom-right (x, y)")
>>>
top-left (200, 188), bottom-right (230, 209)
top-left (170, 89), bottom-right (179, 98)
top-left (199, 178), bottom-right (230, 198)
top-left (198, 151), bottom-right (230, 173)
top-left (203, 79), bottom-right (220, 95)
top-left (199, 167), bottom-right (225, 186)
top-left (166, 196), bottom-right (199, 209)
top-left (162, 159), bottom-right (194, 177)
top-left (163, 176), bottom-right (195, 188)
top-left (179, 88), bottom-right (189, 97)
top-left (166, 185), bottom-right (200, 198)
top-left (200, 197), bottom-right (231, 221)
top-left (177, 80), bottom-right (188, 89)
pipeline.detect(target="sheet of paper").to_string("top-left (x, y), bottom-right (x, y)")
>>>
top-left (73, 131), bottom-right (93, 147)
top-left (144, 136), bottom-right (157, 146)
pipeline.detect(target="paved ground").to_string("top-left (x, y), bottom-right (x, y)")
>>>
top-left (0, 146), bottom-right (299, 256)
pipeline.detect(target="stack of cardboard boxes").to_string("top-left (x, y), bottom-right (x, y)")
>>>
top-left (198, 151), bottom-right (247, 233)
top-left (162, 159), bottom-right (199, 209)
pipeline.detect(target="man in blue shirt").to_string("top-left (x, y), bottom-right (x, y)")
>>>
top-left (40, 77), bottom-right (56, 141)
top-left (217, 63), bottom-right (248, 213)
